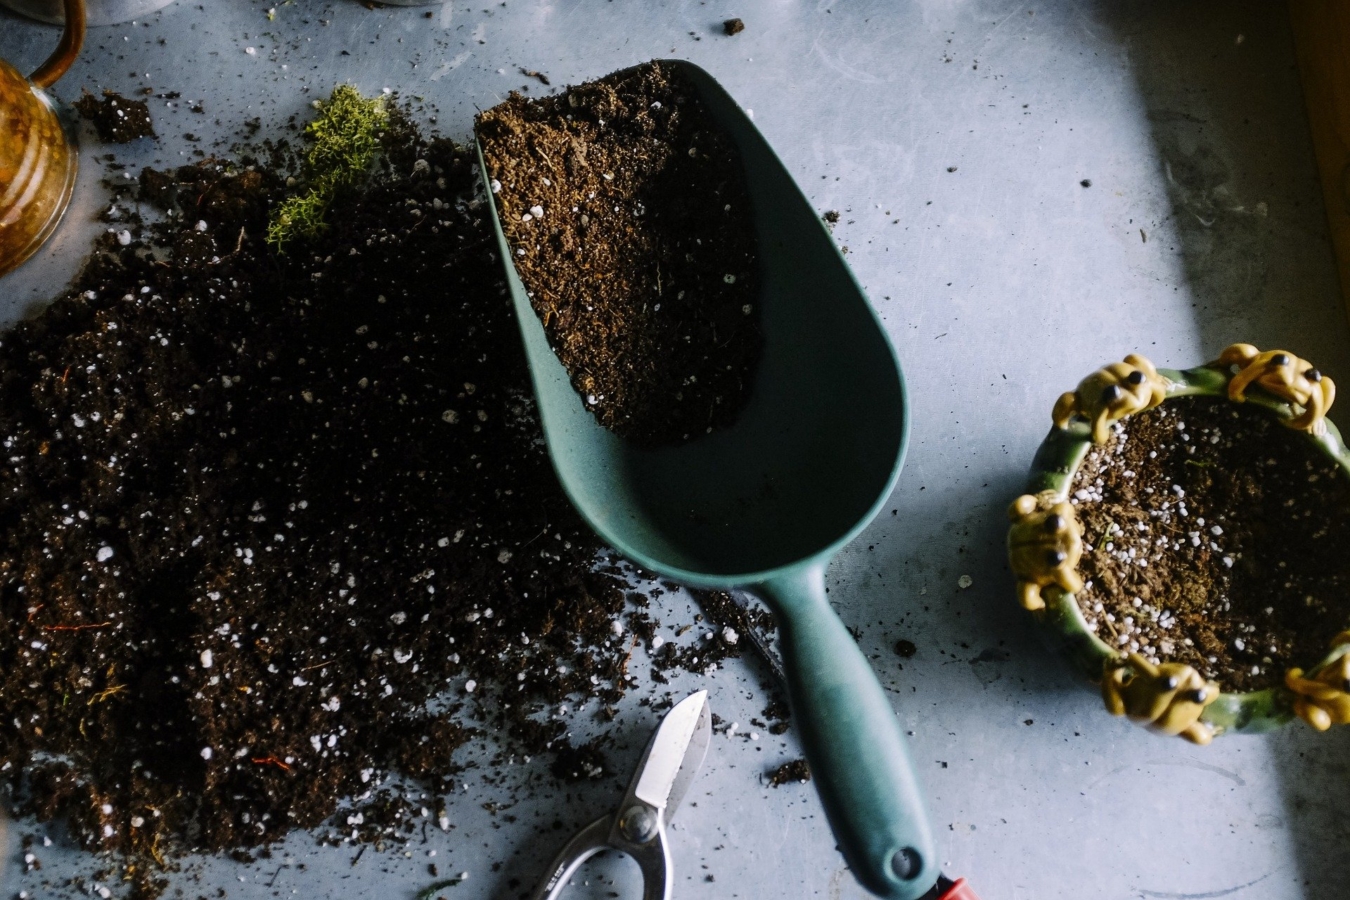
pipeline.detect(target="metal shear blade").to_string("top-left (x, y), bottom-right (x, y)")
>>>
top-left (530, 691), bottom-right (712, 900)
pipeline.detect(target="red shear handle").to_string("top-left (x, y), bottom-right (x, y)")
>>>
top-left (936, 877), bottom-right (981, 900)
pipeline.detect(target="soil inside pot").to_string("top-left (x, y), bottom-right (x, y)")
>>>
top-left (1071, 395), bottom-right (1350, 692)
top-left (0, 99), bottom-right (768, 897)
top-left (474, 61), bottom-right (762, 447)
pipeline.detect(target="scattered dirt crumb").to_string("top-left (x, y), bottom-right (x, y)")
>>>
top-left (550, 739), bottom-right (609, 782)
top-left (767, 759), bottom-right (810, 786)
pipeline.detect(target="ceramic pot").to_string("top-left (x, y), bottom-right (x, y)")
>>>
top-left (1012, 345), bottom-right (1350, 743)
top-left (0, 0), bottom-right (82, 279)
top-left (0, 0), bottom-right (172, 26)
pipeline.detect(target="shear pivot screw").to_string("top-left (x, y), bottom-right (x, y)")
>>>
top-left (619, 805), bottom-right (657, 843)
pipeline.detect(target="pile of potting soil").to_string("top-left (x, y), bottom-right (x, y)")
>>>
top-left (1072, 396), bottom-right (1350, 692)
top-left (0, 103), bottom-right (757, 896)
top-left (475, 61), bottom-right (762, 447)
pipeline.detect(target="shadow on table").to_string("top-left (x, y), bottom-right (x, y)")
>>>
top-left (1104, 2), bottom-right (1350, 899)
top-left (0, 6), bottom-right (62, 67)
top-left (1108, 0), bottom-right (1350, 376)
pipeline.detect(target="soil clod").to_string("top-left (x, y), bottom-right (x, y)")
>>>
top-left (75, 89), bottom-right (156, 143)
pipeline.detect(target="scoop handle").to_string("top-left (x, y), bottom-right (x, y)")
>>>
top-left (756, 563), bottom-right (936, 899)
top-left (30, 0), bottom-right (86, 89)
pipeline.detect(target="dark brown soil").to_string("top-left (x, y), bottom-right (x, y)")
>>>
top-left (766, 758), bottom-right (809, 786)
top-left (723, 18), bottom-right (746, 36)
top-left (475, 61), bottom-right (762, 447)
top-left (1071, 396), bottom-right (1350, 691)
top-left (75, 90), bottom-right (156, 143)
top-left (0, 105), bottom-right (763, 895)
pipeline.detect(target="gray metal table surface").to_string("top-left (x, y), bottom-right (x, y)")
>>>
top-left (3, 1), bottom-right (1350, 899)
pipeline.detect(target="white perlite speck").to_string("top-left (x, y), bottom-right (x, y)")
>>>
top-left (200, 747), bottom-right (213, 760)
top-left (722, 627), bottom-right (739, 645)
top-left (96, 546), bottom-right (114, 562)
top-left (200, 649), bottom-right (213, 668)
top-left (464, 680), bottom-right (477, 693)
top-left (957, 575), bottom-right (973, 589)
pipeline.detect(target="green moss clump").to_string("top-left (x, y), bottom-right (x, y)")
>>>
top-left (267, 85), bottom-right (388, 253)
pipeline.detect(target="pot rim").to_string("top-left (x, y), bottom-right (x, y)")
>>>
top-left (1021, 358), bottom-right (1350, 736)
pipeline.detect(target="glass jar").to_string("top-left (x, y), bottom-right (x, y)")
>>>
top-left (0, 0), bottom-right (83, 278)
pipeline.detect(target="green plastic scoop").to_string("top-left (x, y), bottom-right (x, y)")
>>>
top-left (475, 60), bottom-right (935, 900)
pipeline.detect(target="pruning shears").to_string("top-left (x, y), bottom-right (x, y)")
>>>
top-left (529, 690), bottom-right (712, 900)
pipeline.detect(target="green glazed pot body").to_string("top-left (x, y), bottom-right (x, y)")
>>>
top-left (1022, 363), bottom-right (1350, 736)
